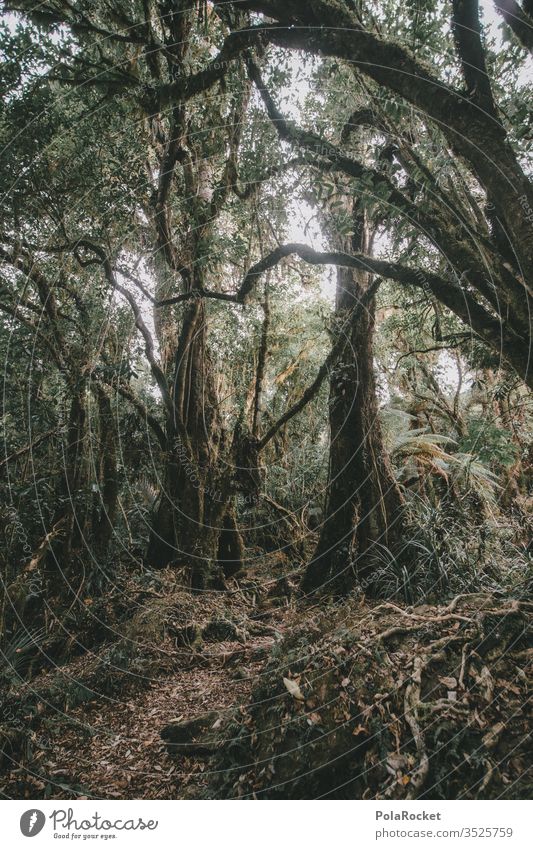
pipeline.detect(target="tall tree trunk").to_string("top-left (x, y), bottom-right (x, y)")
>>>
top-left (46, 382), bottom-right (88, 595)
top-left (146, 296), bottom-right (243, 588)
top-left (252, 278), bottom-right (270, 438)
top-left (302, 211), bottom-right (404, 594)
top-left (143, 12), bottom-right (250, 586)
top-left (92, 385), bottom-right (119, 556)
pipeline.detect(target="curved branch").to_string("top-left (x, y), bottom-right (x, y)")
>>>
top-left (245, 55), bottom-right (524, 314)
top-left (246, 56), bottom-right (417, 220)
top-left (0, 427), bottom-right (58, 469)
top-left (156, 288), bottom-right (238, 308)
top-left (154, 28), bottom-right (263, 111)
top-left (69, 240), bottom-right (177, 421)
top-left (109, 380), bottom-right (167, 450)
top-left (239, 15), bottom-right (533, 282)
top-left (103, 262), bottom-right (172, 416)
top-left (235, 241), bottom-right (532, 385)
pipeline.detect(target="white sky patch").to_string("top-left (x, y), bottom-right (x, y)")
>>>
top-left (480, 0), bottom-right (533, 86)
top-left (278, 53), bottom-right (336, 303)
top-left (114, 256), bottom-right (164, 402)
top-left (284, 197), bottom-right (337, 303)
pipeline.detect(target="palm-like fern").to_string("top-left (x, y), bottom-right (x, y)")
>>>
top-left (391, 428), bottom-right (500, 501)
top-left (392, 428), bottom-right (456, 481)
top-left (448, 452), bottom-right (501, 502)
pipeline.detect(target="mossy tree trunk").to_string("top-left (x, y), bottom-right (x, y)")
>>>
top-left (302, 205), bottom-right (404, 594)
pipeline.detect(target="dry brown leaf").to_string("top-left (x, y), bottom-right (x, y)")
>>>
top-left (283, 677), bottom-right (304, 701)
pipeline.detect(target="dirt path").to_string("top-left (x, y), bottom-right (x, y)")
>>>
top-left (1, 585), bottom-right (531, 801)
top-left (0, 567), bottom-right (287, 800)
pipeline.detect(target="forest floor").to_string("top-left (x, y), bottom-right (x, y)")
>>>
top-left (0, 553), bottom-right (531, 800)
top-left (0, 554), bottom-right (296, 799)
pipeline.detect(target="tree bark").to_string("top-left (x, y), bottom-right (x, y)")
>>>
top-left (146, 295), bottom-right (243, 588)
top-left (302, 211), bottom-right (404, 594)
top-left (45, 383), bottom-right (88, 595)
top-left (92, 385), bottom-right (119, 556)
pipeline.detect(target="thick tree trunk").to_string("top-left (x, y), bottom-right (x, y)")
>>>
top-left (143, 27), bottom-right (251, 586)
top-left (92, 386), bottom-right (119, 556)
top-left (302, 214), bottom-right (404, 595)
top-left (45, 384), bottom-right (88, 595)
top-left (252, 279), bottom-right (270, 438)
top-left (146, 297), bottom-right (244, 588)
top-left (146, 450), bottom-right (239, 588)
top-left (217, 504), bottom-right (245, 578)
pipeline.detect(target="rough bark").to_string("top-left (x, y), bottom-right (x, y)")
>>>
top-left (302, 208), bottom-right (404, 595)
top-left (252, 280), bottom-right (270, 438)
top-left (45, 384), bottom-right (88, 595)
top-left (92, 385), bottom-right (119, 555)
top-left (217, 505), bottom-right (245, 578)
top-left (142, 17), bottom-right (250, 587)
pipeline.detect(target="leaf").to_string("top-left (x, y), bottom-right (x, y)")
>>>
top-left (483, 722), bottom-right (505, 750)
top-left (283, 677), bottom-right (304, 701)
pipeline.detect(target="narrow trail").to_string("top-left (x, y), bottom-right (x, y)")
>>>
top-left (1, 572), bottom-right (530, 801)
top-left (0, 562), bottom-right (293, 800)
top-left (40, 656), bottom-right (266, 799)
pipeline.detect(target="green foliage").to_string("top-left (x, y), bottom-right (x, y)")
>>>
top-left (0, 0), bottom-right (531, 630)
top-left (460, 418), bottom-right (519, 468)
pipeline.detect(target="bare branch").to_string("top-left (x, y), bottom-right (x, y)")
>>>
top-left (451, 0), bottom-right (498, 114)
top-left (156, 289), bottom-right (238, 308)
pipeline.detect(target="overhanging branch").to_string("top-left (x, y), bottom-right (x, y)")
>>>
top-left (233, 241), bottom-right (531, 384)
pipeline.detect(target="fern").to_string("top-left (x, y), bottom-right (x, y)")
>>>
top-left (448, 453), bottom-right (501, 502)
top-left (392, 428), bottom-right (500, 501)
top-left (392, 428), bottom-right (456, 480)
top-left (0, 626), bottom-right (47, 680)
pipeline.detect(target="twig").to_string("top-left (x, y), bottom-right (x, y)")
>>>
top-left (459, 642), bottom-right (470, 690)
top-left (404, 655), bottom-right (429, 798)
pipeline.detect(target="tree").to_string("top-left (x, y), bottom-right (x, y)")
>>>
top-left (1, 0), bottom-right (530, 606)
top-left (219, 1), bottom-right (532, 383)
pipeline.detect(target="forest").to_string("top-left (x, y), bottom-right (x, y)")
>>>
top-left (0, 0), bottom-right (531, 801)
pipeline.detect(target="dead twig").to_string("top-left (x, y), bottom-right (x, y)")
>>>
top-left (404, 655), bottom-right (429, 799)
